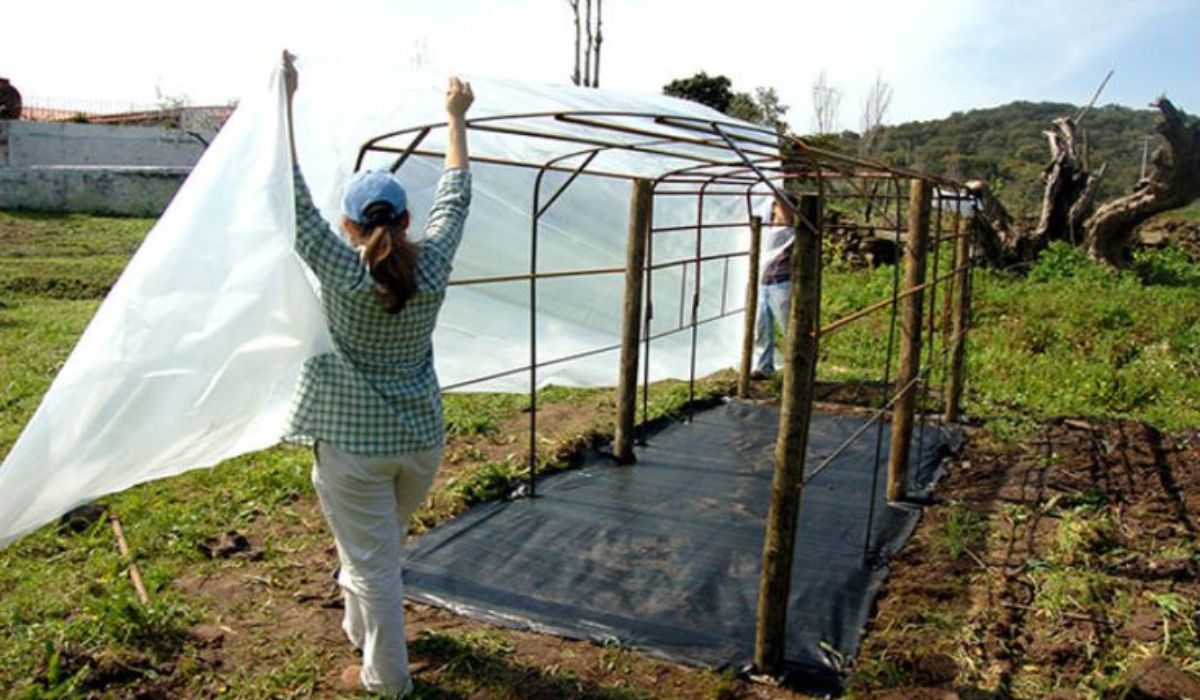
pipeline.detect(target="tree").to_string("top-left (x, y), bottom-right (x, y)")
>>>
top-left (811, 70), bottom-right (842, 134)
top-left (727, 92), bottom-right (763, 124)
top-left (858, 74), bottom-right (893, 157)
top-left (1085, 97), bottom-right (1200, 264)
top-left (663, 72), bottom-right (733, 113)
top-left (664, 76), bottom-right (789, 134)
top-left (754, 87), bottom-right (789, 134)
top-left (567, 0), bottom-right (603, 87)
top-left (969, 96), bottom-right (1199, 268)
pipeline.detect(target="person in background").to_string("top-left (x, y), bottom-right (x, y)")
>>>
top-left (751, 196), bottom-right (795, 379)
top-left (282, 51), bottom-right (473, 696)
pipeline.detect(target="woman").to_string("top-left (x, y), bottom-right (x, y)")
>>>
top-left (282, 52), bottom-right (473, 696)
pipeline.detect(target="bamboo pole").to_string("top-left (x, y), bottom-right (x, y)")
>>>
top-left (754, 193), bottom-right (821, 675)
top-left (110, 514), bottom-right (150, 606)
top-left (887, 179), bottom-right (931, 503)
top-left (737, 215), bottom-right (763, 398)
top-left (945, 220), bottom-right (972, 423)
top-left (613, 179), bottom-right (652, 463)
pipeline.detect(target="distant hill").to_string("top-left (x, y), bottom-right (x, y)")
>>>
top-left (831, 101), bottom-right (1173, 222)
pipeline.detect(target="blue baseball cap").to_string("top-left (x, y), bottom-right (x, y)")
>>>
top-left (341, 169), bottom-right (408, 224)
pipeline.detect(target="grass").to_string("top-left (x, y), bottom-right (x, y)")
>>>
top-left (818, 239), bottom-right (1200, 439)
top-left (3, 207), bottom-right (1200, 698)
top-left (0, 209), bottom-right (736, 698)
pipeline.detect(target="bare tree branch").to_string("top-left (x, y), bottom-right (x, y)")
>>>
top-left (858, 73), bottom-right (892, 157)
top-left (568, 0), bottom-right (581, 86)
top-left (811, 70), bottom-right (842, 134)
top-left (592, 0), bottom-right (602, 88)
top-left (583, 0), bottom-right (593, 87)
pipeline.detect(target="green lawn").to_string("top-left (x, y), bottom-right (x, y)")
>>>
top-left (2, 208), bottom-right (1199, 697)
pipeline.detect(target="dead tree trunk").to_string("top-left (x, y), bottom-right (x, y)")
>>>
top-left (1035, 117), bottom-right (1094, 245)
top-left (1085, 97), bottom-right (1200, 266)
top-left (964, 179), bottom-right (1038, 267)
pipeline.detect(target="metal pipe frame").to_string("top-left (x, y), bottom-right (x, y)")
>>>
top-left (352, 107), bottom-right (979, 507)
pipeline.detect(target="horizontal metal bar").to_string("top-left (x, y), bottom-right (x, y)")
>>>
top-left (819, 262), bottom-right (972, 336)
top-left (372, 145), bottom-right (640, 181)
top-left (651, 222), bottom-right (748, 234)
top-left (448, 266), bottom-right (626, 287)
top-left (648, 251), bottom-right (749, 271)
top-left (652, 190), bottom-right (762, 197)
top-left (556, 114), bottom-right (779, 162)
top-left (440, 307), bottom-right (744, 392)
top-left (467, 122), bottom-right (740, 169)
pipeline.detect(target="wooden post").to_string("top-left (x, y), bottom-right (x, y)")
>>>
top-left (110, 514), bottom-right (150, 605)
top-left (613, 178), bottom-right (652, 463)
top-left (887, 179), bottom-right (931, 503)
top-left (737, 215), bottom-right (763, 398)
top-left (753, 193), bottom-right (821, 675)
top-left (944, 219), bottom-right (971, 423)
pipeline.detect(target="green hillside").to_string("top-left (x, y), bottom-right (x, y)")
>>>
top-left (834, 101), bottom-right (1171, 222)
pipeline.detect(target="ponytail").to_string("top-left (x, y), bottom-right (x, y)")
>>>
top-left (360, 202), bottom-right (420, 314)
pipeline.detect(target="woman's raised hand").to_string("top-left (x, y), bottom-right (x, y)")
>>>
top-left (282, 50), bottom-right (298, 101)
top-left (446, 77), bottom-right (473, 120)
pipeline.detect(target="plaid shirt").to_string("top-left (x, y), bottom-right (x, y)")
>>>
top-left (286, 166), bottom-right (472, 455)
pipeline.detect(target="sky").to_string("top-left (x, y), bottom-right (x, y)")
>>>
top-left (4, 0), bottom-right (1197, 129)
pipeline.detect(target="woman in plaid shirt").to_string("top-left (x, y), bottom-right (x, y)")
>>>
top-left (283, 52), bottom-right (473, 696)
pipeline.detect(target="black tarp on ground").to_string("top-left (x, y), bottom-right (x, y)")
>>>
top-left (404, 401), bottom-right (958, 687)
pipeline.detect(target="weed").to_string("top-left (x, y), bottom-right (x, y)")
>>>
top-left (1051, 506), bottom-right (1120, 565)
top-left (932, 501), bottom-right (986, 560)
top-left (447, 459), bottom-right (524, 504)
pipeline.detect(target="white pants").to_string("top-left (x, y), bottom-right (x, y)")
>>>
top-left (312, 441), bottom-right (442, 696)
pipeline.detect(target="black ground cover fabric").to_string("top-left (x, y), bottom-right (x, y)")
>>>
top-left (404, 401), bottom-right (958, 687)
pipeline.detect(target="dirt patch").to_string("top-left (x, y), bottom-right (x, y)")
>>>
top-left (854, 418), bottom-right (1200, 697)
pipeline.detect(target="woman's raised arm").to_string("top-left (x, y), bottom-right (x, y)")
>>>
top-left (444, 77), bottom-right (473, 171)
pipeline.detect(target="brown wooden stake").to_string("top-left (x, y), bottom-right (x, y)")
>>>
top-left (737, 215), bottom-right (763, 398)
top-left (613, 178), bottom-right (652, 463)
top-left (753, 193), bottom-right (821, 676)
top-left (110, 514), bottom-right (150, 606)
top-left (887, 179), bottom-right (931, 503)
top-left (945, 220), bottom-right (972, 423)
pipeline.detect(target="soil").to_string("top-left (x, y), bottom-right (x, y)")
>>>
top-left (856, 418), bottom-right (1200, 698)
top-left (61, 407), bottom-right (1200, 698)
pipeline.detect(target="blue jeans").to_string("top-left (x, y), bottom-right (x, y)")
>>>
top-left (753, 281), bottom-right (791, 376)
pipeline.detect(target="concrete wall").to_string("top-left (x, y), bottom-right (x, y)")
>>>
top-left (0, 120), bottom-right (210, 216)
top-left (0, 120), bottom-right (211, 167)
top-left (0, 166), bottom-right (189, 217)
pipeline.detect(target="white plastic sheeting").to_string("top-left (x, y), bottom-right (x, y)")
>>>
top-left (0, 60), bottom-right (771, 548)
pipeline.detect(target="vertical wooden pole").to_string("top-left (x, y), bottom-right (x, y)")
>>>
top-left (754, 193), bottom-right (821, 675)
top-left (737, 215), bottom-right (763, 398)
top-left (614, 179), bottom-right (652, 463)
top-left (887, 179), bottom-right (931, 503)
top-left (944, 218), bottom-right (971, 423)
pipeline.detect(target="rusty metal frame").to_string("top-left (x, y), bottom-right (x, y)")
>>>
top-left (351, 108), bottom-right (980, 501)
